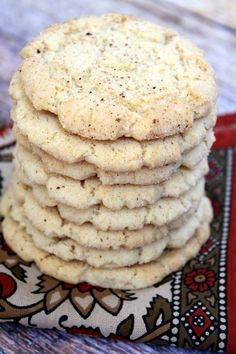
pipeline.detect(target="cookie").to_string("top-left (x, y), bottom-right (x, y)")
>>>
top-left (57, 179), bottom-right (205, 231)
top-left (32, 142), bottom-right (182, 186)
top-left (168, 197), bottom-right (212, 248)
top-left (2, 216), bottom-right (211, 289)
top-left (19, 177), bottom-right (204, 232)
top-left (11, 72), bottom-right (216, 172)
top-left (29, 130), bottom-right (214, 182)
top-left (14, 139), bottom-right (180, 186)
top-left (14, 145), bottom-right (48, 185)
top-left (15, 126), bottom-right (211, 193)
top-left (8, 186), bottom-right (206, 251)
top-left (2, 188), bottom-right (168, 251)
top-left (183, 133), bottom-right (214, 168)
top-left (11, 171), bottom-right (28, 203)
top-left (19, 14), bottom-right (217, 141)
top-left (11, 173), bottom-right (57, 208)
top-left (24, 221), bottom-right (168, 268)
top-left (3, 189), bottom-right (211, 269)
top-left (15, 155), bottom-right (208, 210)
top-left (19, 198), bottom-right (211, 268)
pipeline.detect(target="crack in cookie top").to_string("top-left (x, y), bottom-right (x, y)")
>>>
top-left (19, 14), bottom-right (217, 141)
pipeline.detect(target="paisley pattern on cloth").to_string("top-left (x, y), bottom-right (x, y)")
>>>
top-left (0, 114), bottom-right (236, 353)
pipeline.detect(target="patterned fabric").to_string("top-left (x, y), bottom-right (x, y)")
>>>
top-left (0, 114), bottom-right (236, 353)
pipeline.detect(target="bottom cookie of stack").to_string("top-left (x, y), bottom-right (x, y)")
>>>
top-left (0, 189), bottom-right (212, 290)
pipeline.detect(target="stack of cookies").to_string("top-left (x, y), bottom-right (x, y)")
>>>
top-left (0, 14), bottom-right (217, 289)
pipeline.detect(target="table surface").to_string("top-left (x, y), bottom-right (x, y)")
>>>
top-left (0, 0), bottom-right (235, 353)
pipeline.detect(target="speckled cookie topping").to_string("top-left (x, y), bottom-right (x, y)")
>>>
top-left (19, 14), bottom-right (217, 141)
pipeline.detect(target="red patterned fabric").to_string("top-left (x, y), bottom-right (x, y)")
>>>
top-left (226, 139), bottom-right (236, 354)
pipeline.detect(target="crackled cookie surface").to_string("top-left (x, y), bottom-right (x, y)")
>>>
top-left (18, 14), bottom-right (217, 141)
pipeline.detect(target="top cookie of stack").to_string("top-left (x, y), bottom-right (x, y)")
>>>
top-left (19, 14), bottom-right (216, 141)
top-left (2, 14), bottom-right (217, 289)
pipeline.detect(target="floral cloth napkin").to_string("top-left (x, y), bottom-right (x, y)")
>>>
top-left (0, 114), bottom-right (235, 353)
